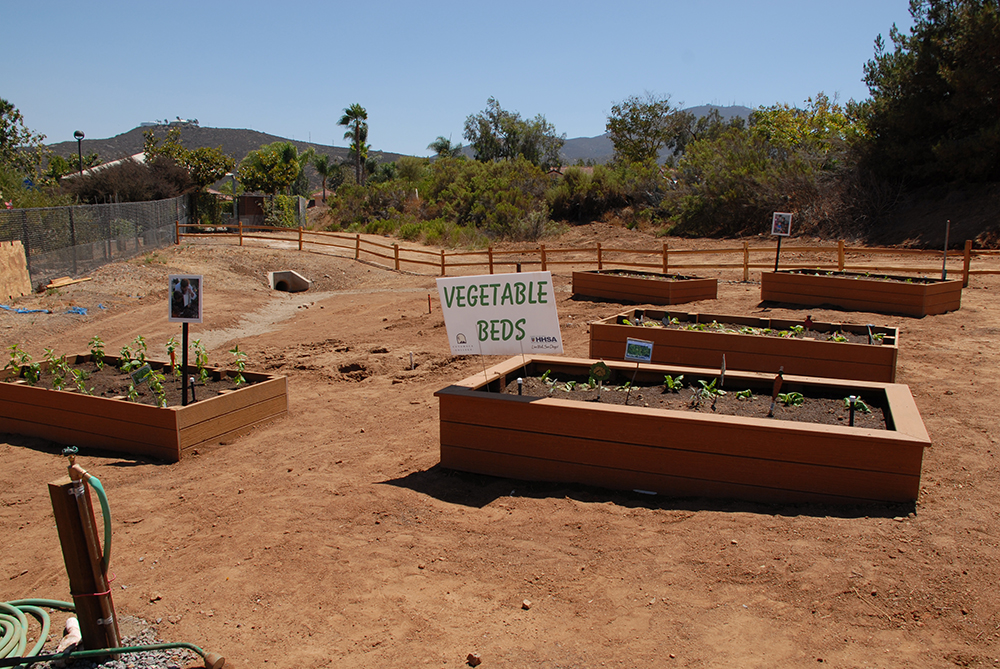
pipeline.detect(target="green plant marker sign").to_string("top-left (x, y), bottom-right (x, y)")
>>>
top-left (589, 361), bottom-right (610, 383)
top-left (623, 338), bottom-right (654, 363)
top-left (130, 363), bottom-right (153, 385)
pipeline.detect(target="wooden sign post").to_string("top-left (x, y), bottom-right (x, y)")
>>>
top-left (48, 472), bottom-right (121, 654)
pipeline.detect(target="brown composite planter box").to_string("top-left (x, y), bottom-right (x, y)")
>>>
top-left (572, 270), bottom-right (717, 305)
top-left (589, 309), bottom-right (900, 382)
top-left (435, 355), bottom-right (929, 504)
top-left (0, 355), bottom-right (287, 462)
top-left (761, 270), bottom-right (962, 317)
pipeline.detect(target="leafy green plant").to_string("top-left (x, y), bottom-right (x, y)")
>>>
top-left (844, 396), bottom-right (872, 413)
top-left (778, 392), bottom-right (805, 407)
top-left (44, 349), bottom-right (69, 390)
top-left (562, 380), bottom-right (577, 391)
top-left (71, 368), bottom-right (93, 395)
top-left (827, 333), bottom-right (848, 343)
top-left (147, 369), bottom-right (167, 407)
top-left (88, 336), bottom-right (106, 370)
top-left (788, 325), bottom-right (804, 336)
top-left (697, 378), bottom-right (726, 398)
top-left (734, 389), bottom-right (753, 400)
top-left (230, 344), bottom-right (247, 387)
top-left (193, 339), bottom-right (210, 384)
top-left (663, 374), bottom-right (685, 392)
top-left (126, 382), bottom-right (140, 403)
top-left (6, 345), bottom-right (41, 385)
top-left (540, 369), bottom-right (552, 385)
top-left (132, 335), bottom-right (148, 363)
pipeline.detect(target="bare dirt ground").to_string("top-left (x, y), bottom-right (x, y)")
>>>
top-left (3, 227), bottom-right (1000, 668)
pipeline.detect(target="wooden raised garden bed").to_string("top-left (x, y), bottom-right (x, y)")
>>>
top-left (435, 355), bottom-right (929, 504)
top-left (0, 355), bottom-right (287, 462)
top-left (760, 270), bottom-right (962, 317)
top-left (572, 270), bottom-right (717, 305)
top-left (589, 309), bottom-right (900, 382)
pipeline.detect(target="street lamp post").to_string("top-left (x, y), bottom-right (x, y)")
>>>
top-left (73, 130), bottom-right (85, 175)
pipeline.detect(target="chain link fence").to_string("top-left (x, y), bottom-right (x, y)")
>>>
top-left (0, 195), bottom-right (189, 288)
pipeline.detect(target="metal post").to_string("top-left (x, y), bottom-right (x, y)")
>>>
top-left (942, 219), bottom-right (951, 280)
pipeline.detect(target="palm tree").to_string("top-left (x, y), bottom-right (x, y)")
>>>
top-left (312, 154), bottom-right (341, 202)
top-left (428, 135), bottom-right (464, 159)
top-left (338, 103), bottom-right (368, 185)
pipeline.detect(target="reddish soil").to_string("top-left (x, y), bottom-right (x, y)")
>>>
top-left (3, 227), bottom-right (1000, 668)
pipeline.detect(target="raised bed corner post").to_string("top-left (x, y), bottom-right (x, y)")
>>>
top-left (942, 219), bottom-right (951, 280)
top-left (963, 239), bottom-right (972, 287)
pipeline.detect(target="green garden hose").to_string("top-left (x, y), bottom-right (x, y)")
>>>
top-left (0, 600), bottom-right (223, 668)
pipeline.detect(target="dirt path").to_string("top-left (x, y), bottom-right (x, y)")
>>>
top-left (2, 232), bottom-right (1000, 668)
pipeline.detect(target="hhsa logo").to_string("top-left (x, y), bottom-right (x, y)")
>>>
top-left (529, 334), bottom-right (561, 350)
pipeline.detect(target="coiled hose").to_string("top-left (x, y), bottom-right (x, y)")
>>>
top-left (2, 466), bottom-right (223, 669)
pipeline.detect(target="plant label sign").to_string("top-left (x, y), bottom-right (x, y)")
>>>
top-left (623, 337), bottom-right (654, 363)
top-left (168, 274), bottom-right (203, 323)
top-left (436, 271), bottom-right (563, 356)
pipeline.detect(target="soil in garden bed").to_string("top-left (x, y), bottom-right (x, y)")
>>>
top-left (596, 270), bottom-right (699, 282)
top-left (623, 316), bottom-right (878, 345)
top-left (781, 269), bottom-right (944, 284)
top-left (16, 361), bottom-right (246, 408)
top-left (499, 374), bottom-right (887, 430)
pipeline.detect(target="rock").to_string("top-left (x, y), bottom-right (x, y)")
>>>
top-left (148, 592), bottom-right (162, 603)
top-left (522, 599), bottom-right (532, 610)
top-left (467, 652), bottom-right (482, 666)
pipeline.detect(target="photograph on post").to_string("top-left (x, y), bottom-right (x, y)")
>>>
top-left (168, 274), bottom-right (203, 323)
top-left (771, 212), bottom-right (792, 237)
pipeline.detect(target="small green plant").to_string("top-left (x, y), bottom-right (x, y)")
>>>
top-left (230, 344), bottom-right (247, 387)
top-left (827, 332), bottom-right (848, 343)
top-left (193, 339), bottom-right (210, 384)
top-left (697, 378), bottom-right (726, 398)
top-left (734, 389), bottom-right (753, 400)
top-left (132, 335), bottom-right (148, 363)
top-left (4, 344), bottom-right (38, 383)
top-left (44, 349), bottom-right (69, 390)
top-left (126, 382), bottom-right (140, 402)
top-left (118, 344), bottom-right (142, 373)
top-left (71, 368), bottom-right (93, 395)
top-left (788, 325), bottom-right (804, 336)
top-left (778, 391), bottom-right (805, 407)
top-left (540, 369), bottom-right (552, 384)
top-left (663, 374), bottom-right (685, 392)
top-left (88, 336), bottom-right (106, 370)
top-left (844, 396), bottom-right (872, 413)
top-left (165, 336), bottom-right (180, 376)
top-left (562, 380), bottom-right (577, 391)
top-left (147, 369), bottom-right (167, 407)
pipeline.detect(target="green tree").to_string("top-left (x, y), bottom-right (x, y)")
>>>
top-left (428, 136), bottom-right (464, 158)
top-left (338, 103), bottom-right (368, 185)
top-left (856, 0), bottom-right (1000, 183)
top-left (237, 141), bottom-right (303, 194)
top-left (312, 154), bottom-right (344, 202)
top-left (0, 98), bottom-right (47, 176)
top-left (463, 98), bottom-right (565, 171)
top-left (143, 128), bottom-right (234, 189)
top-left (606, 93), bottom-right (691, 164)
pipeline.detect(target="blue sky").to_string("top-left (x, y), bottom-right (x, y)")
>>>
top-left (4, 0), bottom-right (914, 158)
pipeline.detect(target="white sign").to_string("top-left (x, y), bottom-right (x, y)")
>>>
top-left (623, 337), bottom-right (654, 363)
top-left (771, 212), bottom-right (792, 237)
top-left (436, 271), bottom-right (563, 356)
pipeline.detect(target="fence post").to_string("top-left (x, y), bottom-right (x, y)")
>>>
top-left (440, 250), bottom-right (446, 277)
top-left (239, 221), bottom-right (243, 246)
top-left (662, 242), bottom-right (669, 274)
top-left (298, 227), bottom-right (303, 252)
top-left (963, 239), bottom-right (972, 288)
top-left (488, 247), bottom-right (494, 275)
top-left (355, 234), bottom-right (361, 260)
top-left (540, 244), bottom-right (547, 271)
top-left (838, 240), bottom-right (845, 271)
top-left (394, 243), bottom-right (400, 271)
top-left (597, 242), bottom-right (602, 270)
top-left (743, 241), bottom-right (749, 282)
top-left (175, 219), bottom-right (180, 245)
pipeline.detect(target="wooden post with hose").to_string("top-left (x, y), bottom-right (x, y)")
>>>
top-left (48, 455), bottom-right (121, 655)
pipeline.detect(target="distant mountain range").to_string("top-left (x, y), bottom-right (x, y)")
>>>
top-left (45, 105), bottom-right (753, 185)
